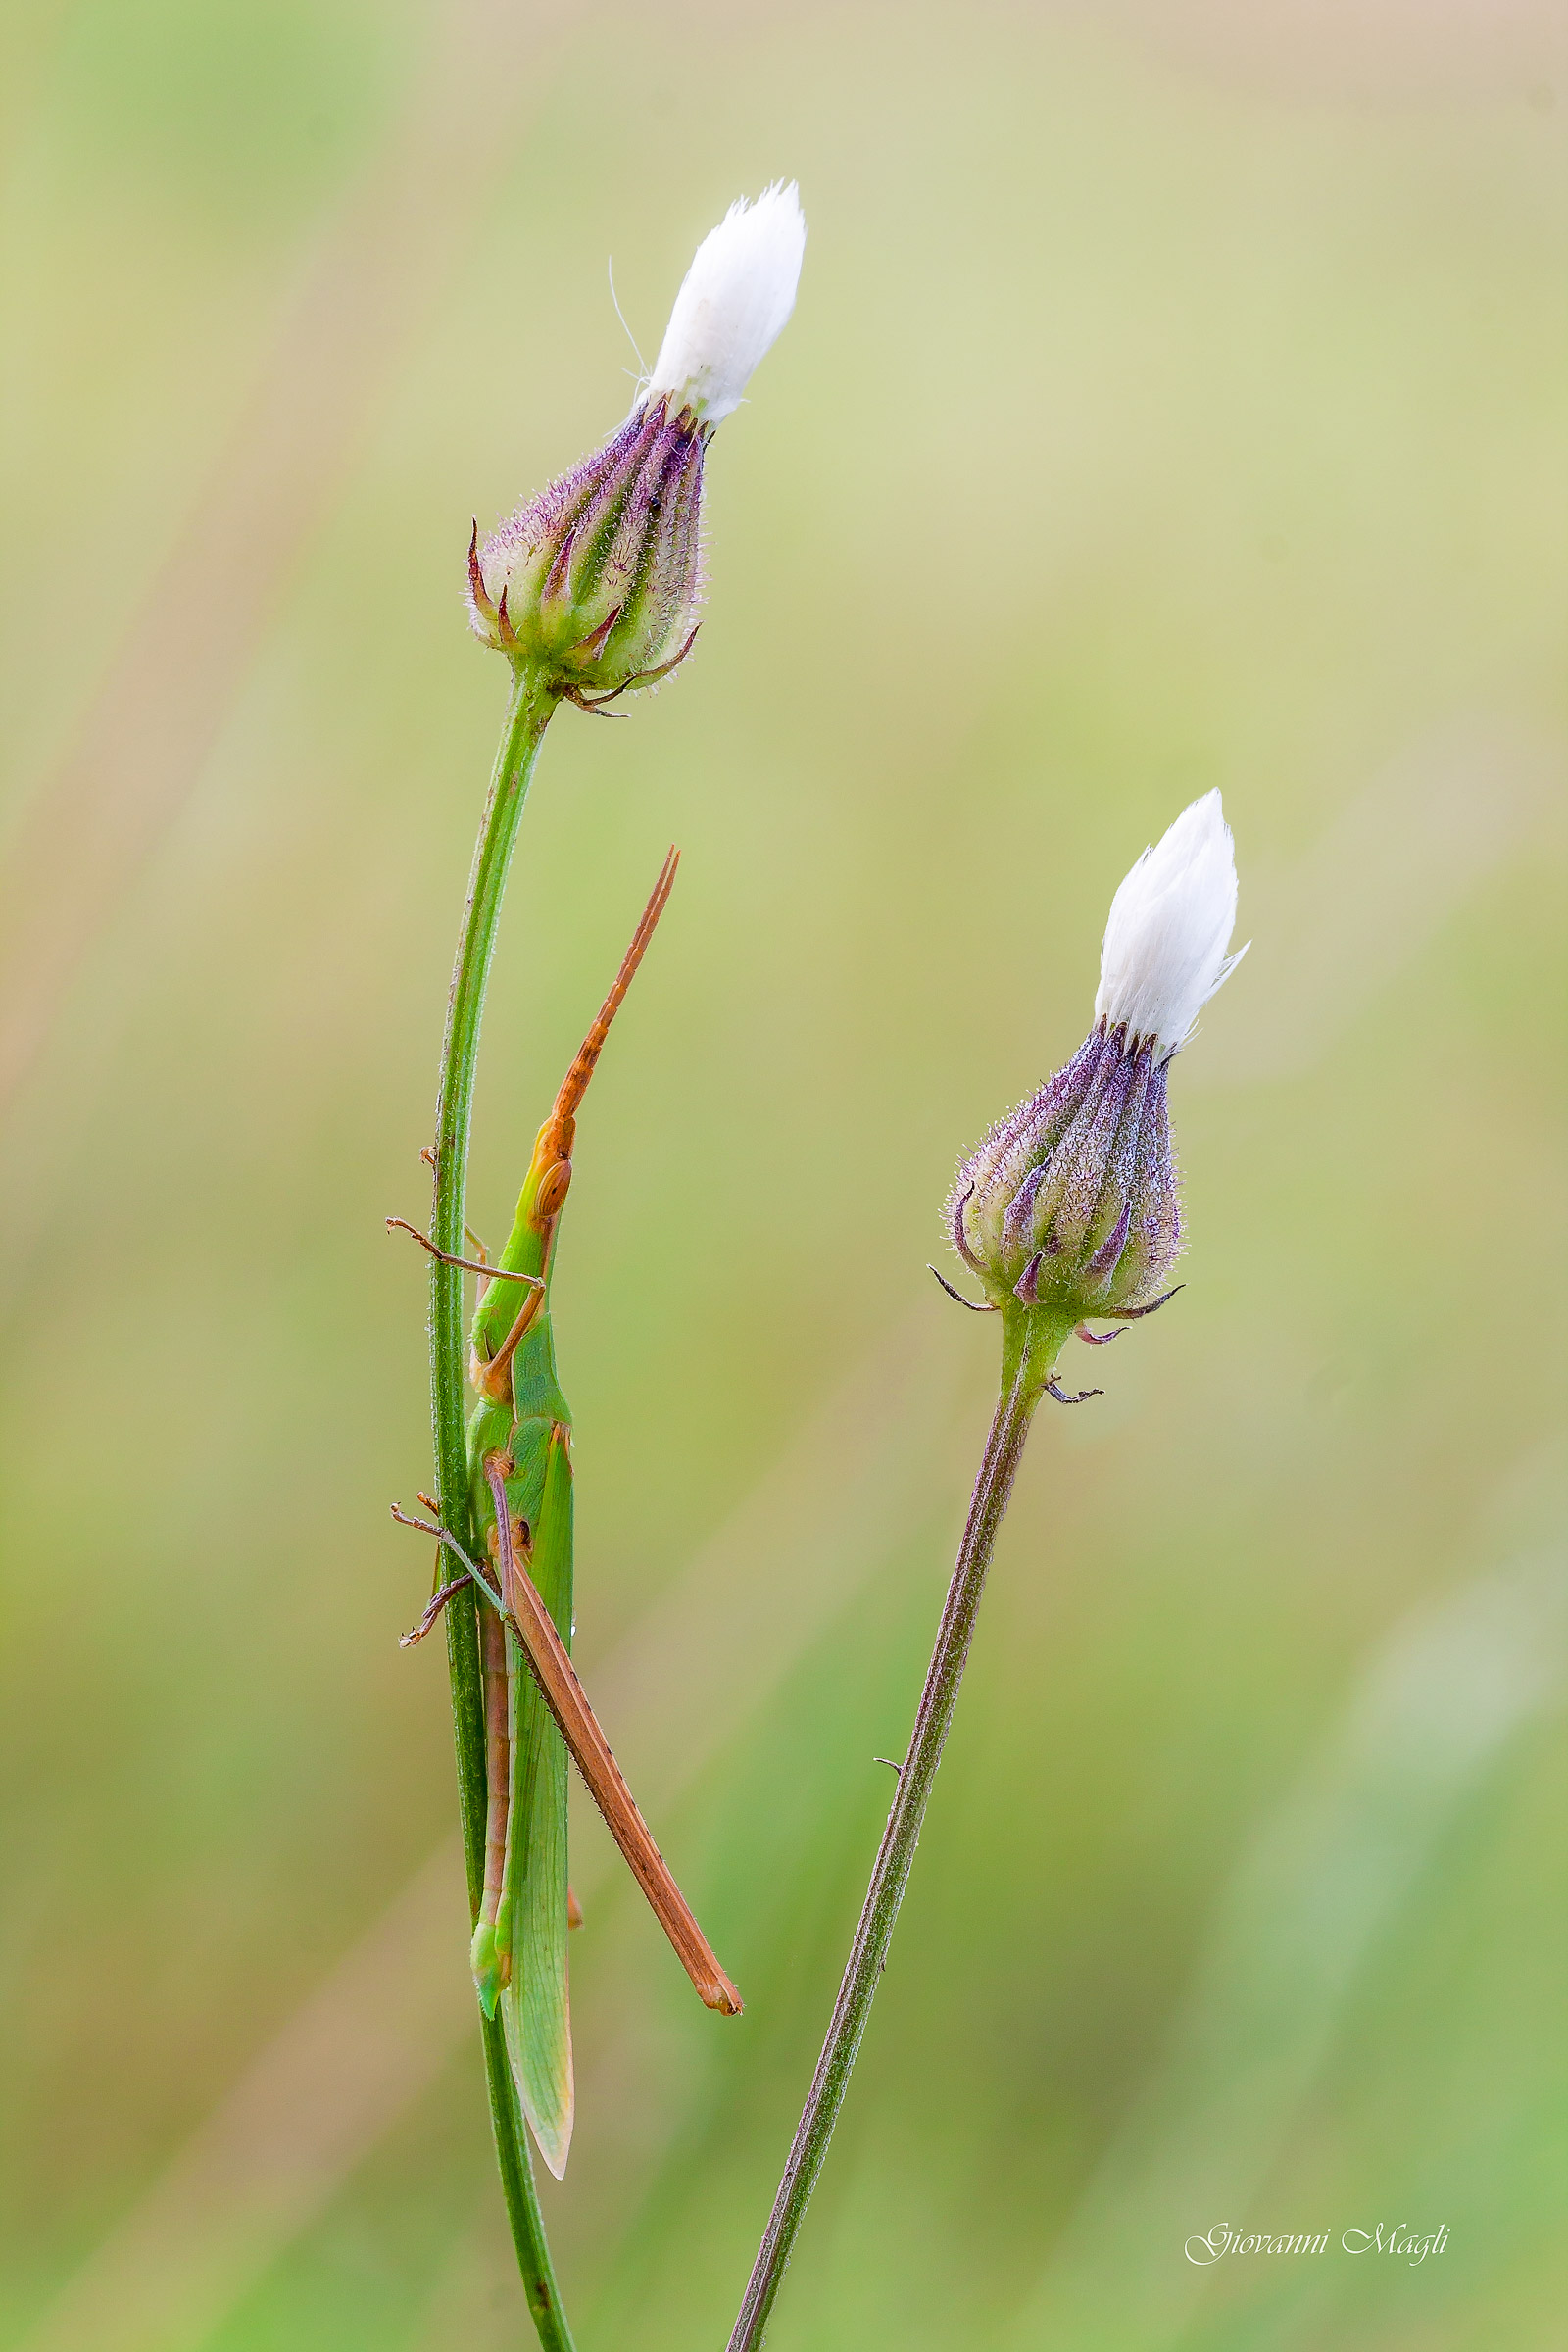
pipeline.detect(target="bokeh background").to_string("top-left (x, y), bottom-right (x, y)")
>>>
top-left (2, 3), bottom-right (1564, 2347)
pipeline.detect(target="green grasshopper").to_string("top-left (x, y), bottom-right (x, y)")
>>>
top-left (393, 850), bottom-right (741, 2179)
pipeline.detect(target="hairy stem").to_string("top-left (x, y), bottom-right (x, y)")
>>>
top-left (429, 668), bottom-right (574, 2349)
top-left (725, 1309), bottom-right (1066, 2350)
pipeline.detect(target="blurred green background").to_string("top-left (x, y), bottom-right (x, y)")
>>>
top-left (1, 2), bottom-right (1564, 2347)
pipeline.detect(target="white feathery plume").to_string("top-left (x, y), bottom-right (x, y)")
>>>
top-left (646, 182), bottom-right (806, 425)
top-left (1094, 790), bottom-right (1248, 1055)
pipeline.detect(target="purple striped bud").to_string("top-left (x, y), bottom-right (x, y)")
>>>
top-left (467, 185), bottom-right (805, 710)
top-left (467, 399), bottom-right (706, 708)
top-left (951, 1022), bottom-right (1180, 1318)
top-left (948, 794), bottom-right (1246, 1329)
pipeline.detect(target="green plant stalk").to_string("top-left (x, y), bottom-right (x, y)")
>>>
top-left (428, 666), bottom-right (575, 2350)
top-left (725, 1303), bottom-right (1070, 2351)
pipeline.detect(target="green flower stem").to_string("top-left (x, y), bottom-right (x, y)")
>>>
top-left (725, 1305), bottom-right (1069, 2352)
top-left (428, 666), bottom-right (574, 2350)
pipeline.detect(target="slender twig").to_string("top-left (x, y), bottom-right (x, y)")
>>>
top-left (725, 1310), bottom-right (1066, 2350)
top-left (427, 667), bottom-right (576, 2350)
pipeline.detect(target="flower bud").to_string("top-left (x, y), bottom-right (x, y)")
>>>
top-left (466, 401), bottom-right (706, 704)
top-left (468, 184), bottom-right (806, 707)
top-left (950, 792), bottom-right (1246, 1327)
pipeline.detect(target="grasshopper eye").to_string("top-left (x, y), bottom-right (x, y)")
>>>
top-left (534, 1158), bottom-right (572, 1224)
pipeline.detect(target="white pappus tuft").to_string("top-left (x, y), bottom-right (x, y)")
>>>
top-left (646, 182), bottom-right (806, 425)
top-left (1094, 790), bottom-right (1248, 1056)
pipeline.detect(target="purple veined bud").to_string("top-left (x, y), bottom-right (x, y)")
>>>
top-left (949, 792), bottom-right (1248, 1329)
top-left (468, 183), bottom-right (807, 708)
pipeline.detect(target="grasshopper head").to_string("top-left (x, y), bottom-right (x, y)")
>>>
top-left (522, 1112), bottom-right (575, 1240)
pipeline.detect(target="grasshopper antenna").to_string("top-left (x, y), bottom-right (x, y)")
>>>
top-left (547, 846), bottom-right (678, 1151)
top-left (523, 849), bottom-right (680, 1240)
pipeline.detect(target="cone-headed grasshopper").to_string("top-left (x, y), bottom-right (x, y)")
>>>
top-left (394, 850), bottom-right (740, 2179)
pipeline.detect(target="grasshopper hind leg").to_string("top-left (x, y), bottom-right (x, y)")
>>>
top-left (499, 1423), bottom-right (575, 2178)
